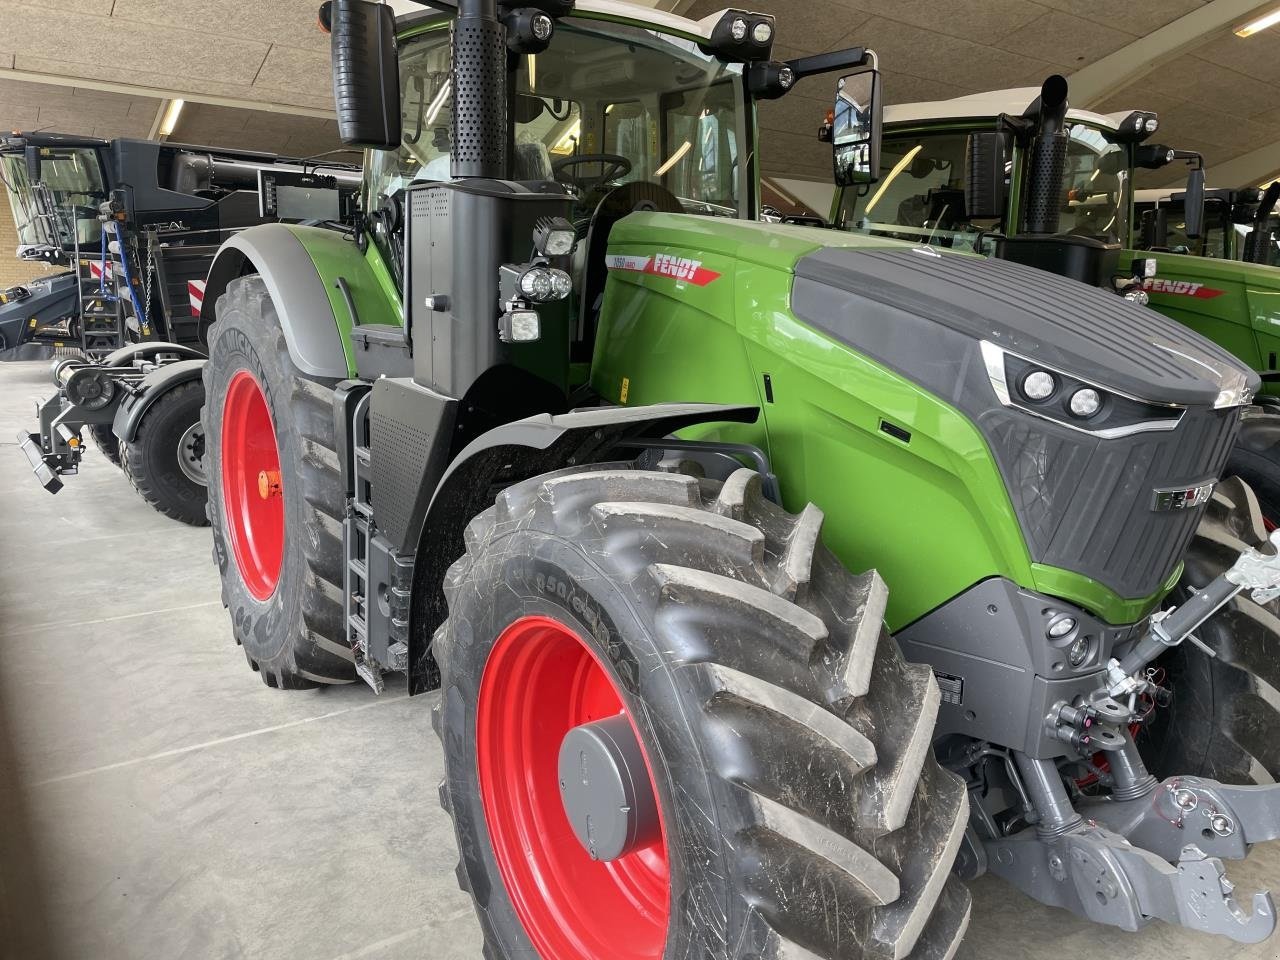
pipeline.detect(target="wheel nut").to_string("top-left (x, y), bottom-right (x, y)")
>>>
top-left (258, 469), bottom-right (282, 500)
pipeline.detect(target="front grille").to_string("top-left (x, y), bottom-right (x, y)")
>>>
top-left (983, 404), bottom-right (1240, 601)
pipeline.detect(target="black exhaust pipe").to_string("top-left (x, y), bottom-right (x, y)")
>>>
top-left (451, 0), bottom-right (507, 180)
top-left (1023, 74), bottom-right (1070, 235)
top-left (1244, 180), bottom-right (1280, 264)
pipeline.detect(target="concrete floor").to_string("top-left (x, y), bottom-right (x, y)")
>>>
top-left (1, 357), bottom-right (1279, 960)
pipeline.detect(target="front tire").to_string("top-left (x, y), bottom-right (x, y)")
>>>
top-left (1223, 406), bottom-right (1280, 524)
top-left (121, 380), bottom-right (208, 525)
top-left (1140, 476), bottom-right (1280, 783)
top-left (203, 276), bottom-right (354, 688)
top-left (435, 465), bottom-right (971, 960)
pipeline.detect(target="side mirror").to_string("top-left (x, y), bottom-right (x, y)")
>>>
top-left (1183, 166), bottom-right (1205, 240)
top-left (329, 0), bottom-right (401, 149)
top-left (964, 132), bottom-right (1007, 220)
top-left (23, 145), bottom-right (40, 182)
top-left (832, 69), bottom-right (882, 187)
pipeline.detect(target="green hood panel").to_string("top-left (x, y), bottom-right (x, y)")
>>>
top-left (593, 215), bottom-right (1163, 627)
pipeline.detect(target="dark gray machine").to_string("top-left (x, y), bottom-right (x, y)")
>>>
top-left (7, 132), bottom-right (360, 522)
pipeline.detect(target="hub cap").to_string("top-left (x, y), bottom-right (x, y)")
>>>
top-left (177, 421), bottom-right (207, 486)
top-left (221, 370), bottom-right (283, 601)
top-left (476, 615), bottom-right (670, 960)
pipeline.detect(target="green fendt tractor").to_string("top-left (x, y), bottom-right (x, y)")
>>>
top-left (1135, 182), bottom-right (1280, 267)
top-left (200, 2), bottom-right (1280, 954)
top-left (829, 79), bottom-right (1280, 522)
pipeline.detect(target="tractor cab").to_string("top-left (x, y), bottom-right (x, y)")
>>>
top-left (830, 79), bottom-right (1205, 292)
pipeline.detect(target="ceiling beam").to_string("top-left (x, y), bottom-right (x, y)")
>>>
top-left (1067, 0), bottom-right (1277, 108)
top-left (627, 0), bottom-right (698, 11)
top-left (0, 67), bottom-right (333, 120)
top-left (146, 100), bottom-right (171, 141)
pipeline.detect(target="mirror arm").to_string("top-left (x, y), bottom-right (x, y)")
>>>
top-left (786, 47), bottom-right (874, 83)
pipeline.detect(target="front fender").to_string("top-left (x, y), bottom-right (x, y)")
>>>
top-left (406, 402), bottom-right (759, 693)
top-left (202, 224), bottom-right (396, 380)
top-left (112, 358), bottom-right (206, 443)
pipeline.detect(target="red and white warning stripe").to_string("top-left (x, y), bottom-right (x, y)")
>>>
top-left (605, 252), bottom-right (721, 287)
top-left (88, 260), bottom-right (108, 280)
top-left (188, 279), bottom-right (207, 316)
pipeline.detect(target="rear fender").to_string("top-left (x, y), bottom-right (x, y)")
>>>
top-left (112, 358), bottom-right (206, 443)
top-left (406, 402), bottom-right (759, 693)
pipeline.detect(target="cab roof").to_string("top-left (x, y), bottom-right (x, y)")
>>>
top-left (385, 1), bottom-right (749, 42)
top-left (885, 87), bottom-right (1137, 133)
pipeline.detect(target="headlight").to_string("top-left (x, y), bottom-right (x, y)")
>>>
top-left (518, 266), bottom-right (572, 303)
top-left (731, 17), bottom-right (748, 41)
top-left (1069, 388), bottom-right (1103, 418)
top-left (1021, 370), bottom-right (1056, 401)
top-left (981, 341), bottom-right (1183, 439)
top-left (753, 21), bottom-right (773, 44)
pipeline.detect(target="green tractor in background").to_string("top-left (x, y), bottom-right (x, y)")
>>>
top-left (830, 78), bottom-right (1280, 523)
top-left (1135, 181), bottom-right (1279, 267)
top-left (198, 1), bottom-right (1280, 954)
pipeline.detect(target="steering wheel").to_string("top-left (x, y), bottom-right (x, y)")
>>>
top-left (553, 154), bottom-right (633, 192)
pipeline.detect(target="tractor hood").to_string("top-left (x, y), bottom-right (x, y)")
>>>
top-left (793, 245), bottom-right (1257, 409)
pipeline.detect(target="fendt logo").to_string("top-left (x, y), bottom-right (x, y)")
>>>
top-left (1151, 480), bottom-right (1215, 512)
top-left (1141, 278), bottom-right (1226, 299)
top-left (605, 253), bottom-right (722, 287)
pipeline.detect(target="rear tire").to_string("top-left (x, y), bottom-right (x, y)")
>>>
top-left (1140, 476), bottom-right (1280, 784)
top-left (203, 276), bottom-right (354, 689)
top-left (435, 465), bottom-right (970, 960)
top-left (88, 424), bottom-right (122, 468)
top-left (121, 380), bottom-right (208, 526)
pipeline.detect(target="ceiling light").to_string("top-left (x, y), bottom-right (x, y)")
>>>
top-left (865, 144), bottom-right (922, 215)
top-left (1235, 6), bottom-right (1280, 37)
top-left (158, 99), bottom-right (184, 137)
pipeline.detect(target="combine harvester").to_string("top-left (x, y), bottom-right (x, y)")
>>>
top-left (189, 0), bottom-right (1280, 954)
top-left (8, 132), bottom-right (358, 522)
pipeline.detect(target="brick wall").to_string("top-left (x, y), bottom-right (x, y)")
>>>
top-left (0, 196), bottom-right (59, 288)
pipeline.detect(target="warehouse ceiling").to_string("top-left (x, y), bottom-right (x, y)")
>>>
top-left (0, 0), bottom-right (1278, 189)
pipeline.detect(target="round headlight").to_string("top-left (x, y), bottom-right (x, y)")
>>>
top-left (531, 13), bottom-right (553, 41)
top-left (1067, 635), bottom-right (1089, 666)
top-left (1069, 388), bottom-right (1103, 418)
top-left (778, 66), bottom-right (795, 89)
top-left (519, 268), bottom-right (554, 301)
top-left (1047, 616), bottom-right (1077, 639)
top-left (549, 269), bottom-right (572, 300)
top-left (1145, 117), bottom-right (1159, 133)
top-left (753, 21), bottom-right (774, 44)
top-left (731, 17), bottom-right (748, 41)
top-left (1021, 370), bottom-right (1056, 401)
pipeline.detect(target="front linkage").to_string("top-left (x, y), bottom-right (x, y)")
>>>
top-left (971, 532), bottom-right (1280, 942)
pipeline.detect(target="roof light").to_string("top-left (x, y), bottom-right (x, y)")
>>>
top-left (1236, 6), bottom-right (1280, 37)
top-left (731, 17), bottom-right (748, 41)
top-left (158, 99), bottom-right (184, 138)
top-left (753, 21), bottom-right (773, 44)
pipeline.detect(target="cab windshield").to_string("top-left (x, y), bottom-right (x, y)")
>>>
top-left (366, 18), bottom-right (747, 223)
top-left (1, 147), bottom-right (107, 255)
top-left (834, 123), bottom-right (1131, 249)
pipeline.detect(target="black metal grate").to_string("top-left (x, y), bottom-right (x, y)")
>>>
top-left (985, 404), bottom-right (1240, 600)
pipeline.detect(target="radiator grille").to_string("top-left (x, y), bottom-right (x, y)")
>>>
top-left (984, 404), bottom-right (1240, 600)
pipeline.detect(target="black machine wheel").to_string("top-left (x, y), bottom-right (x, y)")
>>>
top-left (202, 276), bottom-right (354, 689)
top-left (1140, 477), bottom-right (1280, 784)
top-left (435, 465), bottom-right (971, 960)
top-left (88, 424), bottom-right (122, 468)
top-left (1223, 405), bottom-right (1280, 524)
top-left (121, 380), bottom-right (209, 525)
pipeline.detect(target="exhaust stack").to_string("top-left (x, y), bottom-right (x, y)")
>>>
top-left (1023, 74), bottom-right (1070, 235)
top-left (451, 0), bottom-right (507, 180)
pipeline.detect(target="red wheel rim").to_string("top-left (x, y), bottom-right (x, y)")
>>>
top-left (220, 370), bottom-right (284, 601)
top-left (476, 615), bottom-right (670, 960)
